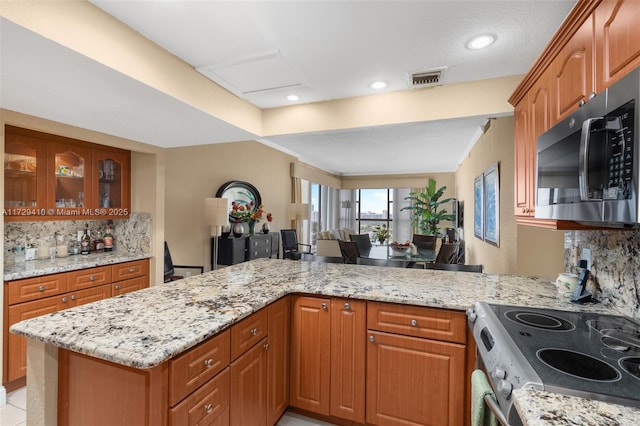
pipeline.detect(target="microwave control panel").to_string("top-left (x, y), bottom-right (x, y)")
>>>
top-left (605, 101), bottom-right (635, 200)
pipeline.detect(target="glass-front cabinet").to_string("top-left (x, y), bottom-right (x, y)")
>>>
top-left (3, 126), bottom-right (131, 221)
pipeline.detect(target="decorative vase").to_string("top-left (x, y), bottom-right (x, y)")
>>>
top-left (378, 237), bottom-right (386, 245)
top-left (262, 222), bottom-right (270, 234)
top-left (248, 220), bottom-right (256, 235)
top-left (221, 224), bottom-right (231, 238)
top-left (232, 223), bottom-right (244, 238)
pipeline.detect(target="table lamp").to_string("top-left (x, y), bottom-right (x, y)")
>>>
top-left (205, 197), bottom-right (229, 270)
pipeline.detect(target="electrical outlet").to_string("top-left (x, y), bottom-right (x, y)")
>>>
top-left (582, 248), bottom-right (592, 270)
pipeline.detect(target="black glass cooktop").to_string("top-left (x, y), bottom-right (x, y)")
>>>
top-left (488, 304), bottom-right (640, 407)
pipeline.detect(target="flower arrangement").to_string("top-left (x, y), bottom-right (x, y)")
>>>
top-left (373, 224), bottom-right (389, 244)
top-left (230, 200), bottom-right (272, 224)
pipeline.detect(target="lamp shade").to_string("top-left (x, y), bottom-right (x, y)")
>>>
top-left (205, 197), bottom-right (229, 227)
top-left (288, 203), bottom-right (310, 220)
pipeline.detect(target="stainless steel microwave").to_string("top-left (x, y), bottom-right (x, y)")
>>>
top-left (535, 66), bottom-right (638, 227)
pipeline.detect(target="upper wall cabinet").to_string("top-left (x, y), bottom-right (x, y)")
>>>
top-left (595, 0), bottom-right (640, 91)
top-left (4, 126), bottom-right (131, 222)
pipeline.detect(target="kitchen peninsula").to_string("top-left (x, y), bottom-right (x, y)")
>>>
top-left (10, 258), bottom-right (640, 425)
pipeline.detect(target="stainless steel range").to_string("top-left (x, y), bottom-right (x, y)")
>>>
top-left (467, 302), bottom-right (640, 425)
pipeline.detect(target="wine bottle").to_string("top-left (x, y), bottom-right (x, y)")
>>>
top-left (80, 223), bottom-right (91, 255)
top-left (104, 223), bottom-right (114, 252)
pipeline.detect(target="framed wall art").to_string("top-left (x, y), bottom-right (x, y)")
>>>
top-left (483, 163), bottom-right (500, 246)
top-left (473, 175), bottom-right (483, 240)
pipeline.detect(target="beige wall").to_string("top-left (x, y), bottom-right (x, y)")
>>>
top-left (455, 116), bottom-right (564, 277)
top-left (164, 141), bottom-right (296, 271)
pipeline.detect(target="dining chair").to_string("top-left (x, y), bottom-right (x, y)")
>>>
top-left (412, 234), bottom-right (437, 251)
top-left (434, 243), bottom-right (460, 264)
top-left (281, 229), bottom-right (312, 260)
top-left (338, 240), bottom-right (360, 264)
top-left (301, 253), bottom-right (344, 263)
top-left (349, 233), bottom-right (372, 254)
top-left (424, 263), bottom-right (483, 273)
top-left (357, 257), bottom-right (408, 268)
top-left (164, 241), bottom-right (204, 282)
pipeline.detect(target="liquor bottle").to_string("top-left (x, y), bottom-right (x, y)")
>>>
top-left (80, 223), bottom-right (91, 255)
top-left (103, 223), bottom-right (114, 252)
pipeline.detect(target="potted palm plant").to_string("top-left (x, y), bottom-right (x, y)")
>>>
top-left (402, 178), bottom-right (455, 236)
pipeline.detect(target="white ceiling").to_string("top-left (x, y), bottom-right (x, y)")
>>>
top-left (1, 1), bottom-right (577, 176)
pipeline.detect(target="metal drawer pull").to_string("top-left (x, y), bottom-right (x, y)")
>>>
top-left (204, 358), bottom-right (215, 368)
top-left (62, 296), bottom-right (68, 303)
top-left (321, 303), bottom-right (328, 310)
top-left (369, 335), bottom-right (375, 343)
top-left (344, 303), bottom-right (351, 310)
top-left (129, 268), bottom-right (135, 273)
top-left (411, 319), bottom-right (417, 327)
top-left (250, 328), bottom-right (258, 336)
top-left (71, 294), bottom-right (76, 300)
top-left (89, 276), bottom-right (95, 281)
top-left (204, 403), bottom-right (213, 414)
top-left (264, 343), bottom-right (270, 350)
top-left (114, 285), bottom-right (120, 290)
top-left (38, 285), bottom-right (45, 292)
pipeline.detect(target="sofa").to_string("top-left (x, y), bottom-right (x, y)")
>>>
top-left (315, 228), bottom-right (356, 257)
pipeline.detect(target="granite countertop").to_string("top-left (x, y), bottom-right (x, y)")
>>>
top-left (3, 251), bottom-right (151, 281)
top-left (9, 258), bottom-right (640, 425)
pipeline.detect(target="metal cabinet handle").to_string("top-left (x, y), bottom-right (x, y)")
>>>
top-left (62, 296), bottom-right (68, 303)
top-left (321, 303), bottom-right (328, 310)
top-left (204, 403), bottom-right (213, 414)
top-left (38, 285), bottom-right (45, 292)
top-left (114, 284), bottom-right (120, 290)
top-left (71, 294), bottom-right (77, 300)
top-left (264, 343), bottom-right (270, 350)
top-left (129, 268), bottom-right (135, 273)
top-left (89, 275), bottom-right (95, 281)
top-left (250, 328), bottom-right (258, 336)
top-left (344, 303), bottom-right (351, 310)
top-left (411, 319), bottom-right (418, 327)
top-left (204, 358), bottom-right (214, 368)
top-left (369, 335), bottom-right (375, 343)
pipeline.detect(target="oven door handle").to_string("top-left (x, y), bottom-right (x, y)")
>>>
top-left (484, 394), bottom-right (511, 426)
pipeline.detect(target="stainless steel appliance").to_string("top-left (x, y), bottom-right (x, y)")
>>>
top-left (535, 66), bottom-right (639, 226)
top-left (467, 302), bottom-right (640, 425)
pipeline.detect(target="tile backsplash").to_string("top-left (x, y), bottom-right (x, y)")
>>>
top-left (4, 212), bottom-right (152, 257)
top-left (565, 229), bottom-right (640, 321)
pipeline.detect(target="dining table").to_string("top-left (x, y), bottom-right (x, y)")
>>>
top-left (360, 244), bottom-right (436, 267)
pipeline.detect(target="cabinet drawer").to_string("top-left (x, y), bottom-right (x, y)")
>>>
top-left (6, 273), bottom-right (68, 305)
top-left (67, 266), bottom-right (112, 291)
top-left (112, 276), bottom-right (148, 296)
top-left (169, 330), bottom-right (230, 407)
top-left (112, 259), bottom-right (149, 282)
top-left (247, 236), bottom-right (271, 260)
top-left (169, 367), bottom-right (230, 426)
top-left (230, 308), bottom-right (268, 360)
top-left (64, 284), bottom-right (112, 309)
top-left (367, 302), bottom-right (466, 344)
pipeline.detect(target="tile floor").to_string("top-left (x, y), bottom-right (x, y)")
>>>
top-left (0, 387), bottom-right (334, 426)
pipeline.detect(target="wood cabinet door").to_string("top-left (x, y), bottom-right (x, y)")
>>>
top-left (5, 295), bottom-right (65, 382)
top-left (112, 276), bottom-right (149, 296)
top-left (289, 296), bottom-right (331, 415)
top-left (4, 125), bottom-right (48, 221)
top-left (267, 296), bottom-right (290, 425)
top-left (366, 331), bottom-right (466, 426)
top-left (595, 0), bottom-right (640, 90)
top-left (330, 298), bottom-right (365, 423)
top-left (47, 140), bottom-right (93, 219)
top-left (92, 147), bottom-right (131, 217)
top-left (67, 284), bottom-right (112, 308)
top-left (552, 15), bottom-right (595, 122)
top-left (513, 98), bottom-right (533, 217)
top-left (230, 338), bottom-right (268, 426)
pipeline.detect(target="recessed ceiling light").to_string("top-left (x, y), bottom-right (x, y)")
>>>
top-left (286, 94), bottom-right (300, 101)
top-left (466, 34), bottom-right (496, 50)
top-left (369, 81), bottom-right (388, 90)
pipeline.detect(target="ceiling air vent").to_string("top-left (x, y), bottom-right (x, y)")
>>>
top-left (408, 67), bottom-right (447, 89)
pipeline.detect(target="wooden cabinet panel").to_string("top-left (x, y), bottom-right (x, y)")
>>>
top-left (595, 0), bottom-right (640, 90)
top-left (92, 147), bottom-right (131, 216)
top-left (367, 302), bottom-right (467, 344)
top-left (112, 258), bottom-right (148, 282)
top-left (230, 338), bottom-right (268, 426)
top-left (169, 329), bottom-right (230, 407)
top-left (267, 296), bottom-right (290, 426)
top-left (47, 140), bottom-right (93, 220)
top-left (112, 276), bottom-right (148, 296)
top-left (5, 295), bottom-right (65, 382)
top-left (230, 308), bottom-right (268, 361)
top-left (67, 284), bottom-right (112, 308)
top-left (6, 273), bottom-right (67, 305)
top-left (170, 367), bottom-right (230, 426)
top-left (366, 331), bottom-right (466, 426)
top-left (67, 265), bottom-right (111, 291)
top-left (290, 296), bottom-right (331, 415)
top-left (514, 98), bottom-right (533, 217)
top-left (552, 15), bottom-right (595, 122)
top-left (330, 298), bottom-right (365, 423)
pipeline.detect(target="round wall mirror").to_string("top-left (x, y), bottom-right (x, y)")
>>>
top-left (215, 181), bottom-right (261, 218)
